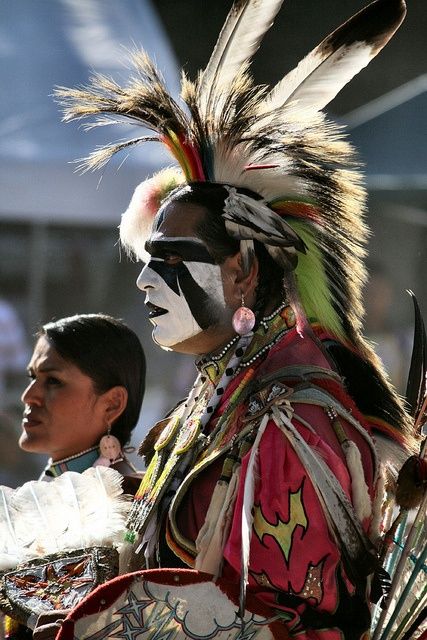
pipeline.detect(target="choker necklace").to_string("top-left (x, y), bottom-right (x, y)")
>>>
top-left (198, 335), bottom-right (240, 365)
top-left (43, 446), bottom-right (99, 478)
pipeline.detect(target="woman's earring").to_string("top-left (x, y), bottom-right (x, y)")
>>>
top-left (94, 428), bottom-right (123, 467)
top-left (232, 293), bottom-right (256, 336)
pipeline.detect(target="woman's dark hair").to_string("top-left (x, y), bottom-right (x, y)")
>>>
top-left (39, 314), bottom-right (145, 446)
top-left (162, 182), bottom-right (285, 319)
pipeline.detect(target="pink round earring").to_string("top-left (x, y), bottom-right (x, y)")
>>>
top-left (232, 293), bottom-right (256, 336)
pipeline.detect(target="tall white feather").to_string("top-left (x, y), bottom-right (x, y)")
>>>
top-left (260, 0), bottom-right (406, 114)
top-left (239, 413), bottom-right (269, 622)
top-left (198, 0), bottom-right (284, 116)
top-left (264, 43), bottom-right (372, 114)
top-left (0, 468), bottom-right (130, 571)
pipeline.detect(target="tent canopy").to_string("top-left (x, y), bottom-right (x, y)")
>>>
top-left (0, 0), bottom-right (179, 225)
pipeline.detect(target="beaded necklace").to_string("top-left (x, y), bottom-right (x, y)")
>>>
top-left (198, 301), bottom-right (296, 381)
top-left (126, 331), bottom-right (253, 543)
top-left (42, 446), bottom-right (99, 478)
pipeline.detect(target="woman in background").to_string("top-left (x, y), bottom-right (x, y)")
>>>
top-left (19, 313), bottom-right (145, 482)
top-left (3, 313), bottom-right (146, 640)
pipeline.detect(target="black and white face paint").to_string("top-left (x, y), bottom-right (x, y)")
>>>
top-left (137, 236), bottom-right (227, 349)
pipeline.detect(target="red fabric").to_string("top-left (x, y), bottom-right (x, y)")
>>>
top-left (222, 414), bottom-right (357, 629)
top-left (169, 327), bottom-right (377, 639)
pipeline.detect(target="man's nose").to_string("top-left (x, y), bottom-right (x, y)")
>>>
top-left (136, 263), bottom-right (152, 291)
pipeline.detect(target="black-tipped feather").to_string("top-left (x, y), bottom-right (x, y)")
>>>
top-left (261, 0), bottom-right (407, 114)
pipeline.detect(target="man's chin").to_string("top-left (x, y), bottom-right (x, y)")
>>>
top-left (155, 328), bottom-right (233, 356)
top-left (152, 328), bottom-right (202, 353)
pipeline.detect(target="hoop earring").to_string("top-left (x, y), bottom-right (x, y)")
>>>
top-left (232, 293), bottom-right (256, 336)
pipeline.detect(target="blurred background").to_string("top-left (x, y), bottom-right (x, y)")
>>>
top-left (0, 0), bottom-right (426, 486)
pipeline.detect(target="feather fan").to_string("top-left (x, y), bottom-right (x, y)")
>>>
top-left (0, 468), bottom-right (130, 571)
top-left (372, 490), bottom-right (427, 639)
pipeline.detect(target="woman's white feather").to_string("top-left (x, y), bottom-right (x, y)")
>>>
top-left (198, 0), bottom-right (284, 116)
top-left (13, 481), bottom-right (66, 557)
top-left (0, 487), bottom-right (21, 570)
top-left (0, 468), bottom-right (130, 571)
top-left (29, 483), bottom-right (59, 552)
top-left (0, 487), bottom-right (17, 548)
top-left (57, 472), bottom-right (86, 549)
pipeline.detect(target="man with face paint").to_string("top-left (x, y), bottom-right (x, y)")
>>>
top-left (57, 2), bottom-right (421, 638)
top-left (137, 204), bottom-right (231, 352)
top-left (137, 196), bottom-right (253, 355)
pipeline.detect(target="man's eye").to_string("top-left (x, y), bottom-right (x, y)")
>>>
top-left (163, 254), bottom-right (182, 265)
top-left (46, 377), bottom-right (62, 386)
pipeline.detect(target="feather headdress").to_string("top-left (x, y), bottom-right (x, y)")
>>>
top-left (55, 0), bottom-right (412, 437)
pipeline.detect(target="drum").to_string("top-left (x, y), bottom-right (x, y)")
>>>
top-left (56, 568), bottom-right (287, 639)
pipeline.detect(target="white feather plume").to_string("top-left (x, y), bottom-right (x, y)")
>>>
top-left (198, 0), bottom-right (284, 116)
top-left (259, 0), bottom-right (407, 115)
top-left (341, 439), bottom-right (372, 522)
top-left (0, 487), bottom-right (22, 570)
top-left (0, 468), bottom-right (130, 571)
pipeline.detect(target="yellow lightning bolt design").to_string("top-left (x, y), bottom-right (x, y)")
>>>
top-left (253, 487), bottom-right (307, 563)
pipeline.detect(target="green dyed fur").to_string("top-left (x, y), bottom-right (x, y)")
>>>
top-left (288, 221), bottom-right (345, 341)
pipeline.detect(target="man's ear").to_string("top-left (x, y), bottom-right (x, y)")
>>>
top-left (224, 251), bottom-right (259, 306)
top-left (102, 386), bottom-right (128, 426)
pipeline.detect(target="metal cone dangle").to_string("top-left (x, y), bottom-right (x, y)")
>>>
top-left (232, 305), bottom-right (255, 336)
